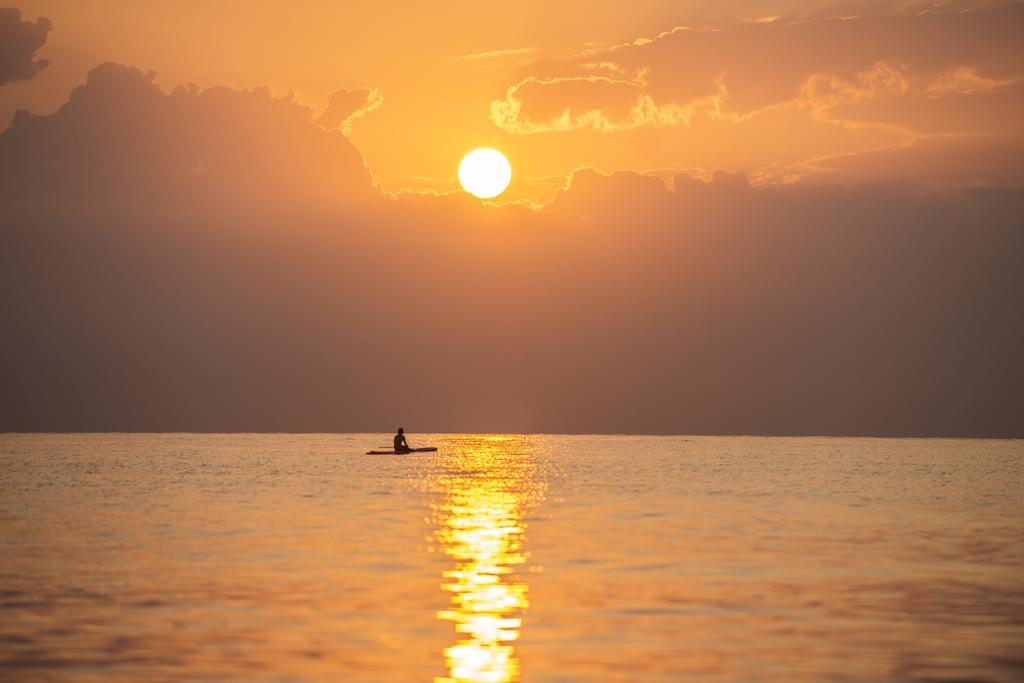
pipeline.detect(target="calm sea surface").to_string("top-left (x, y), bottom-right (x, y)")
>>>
top-left (1, 434), bottom-right (1022, 682)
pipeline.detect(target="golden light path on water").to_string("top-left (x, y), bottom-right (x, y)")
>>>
top-left (432, 436), bottom-right (544, 683)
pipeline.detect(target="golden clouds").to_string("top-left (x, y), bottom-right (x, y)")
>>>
top-left (317, 86), bottom-right (383, 134)
top-left (487, 4), bottom-right (1024, 187)
top-left (489, 75), bottom-right (737, 136)
top-left (925, 66), bottom-right (1018, 96)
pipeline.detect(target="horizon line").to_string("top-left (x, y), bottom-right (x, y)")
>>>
top-left (2, 431), bottom-right (1021, 441)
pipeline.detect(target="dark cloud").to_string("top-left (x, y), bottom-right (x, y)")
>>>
top-left (1, 63), bottom-right (377, 220)
top-left (0, 8), bottom-right (52, 86)
top-left (2, 64), bottom-right (1022, 436)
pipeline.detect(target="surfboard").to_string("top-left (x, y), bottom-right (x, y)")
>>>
top-left (366, 447), bottom-right (438, 455)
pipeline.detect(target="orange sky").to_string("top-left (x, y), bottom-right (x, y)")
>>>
top-left (2, 2), bottom-right (1023, 435)
top-left (3, 1), bottom-right (1022, 201)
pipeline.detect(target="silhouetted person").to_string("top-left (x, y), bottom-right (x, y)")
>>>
top-left (394, 428), bottom-right (411, 454)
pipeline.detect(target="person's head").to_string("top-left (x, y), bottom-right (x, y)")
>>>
top-left (397, 428), bottom-right (404, 434)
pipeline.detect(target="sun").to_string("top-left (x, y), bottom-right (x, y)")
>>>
top-left (458, 148), bottom-right (512, 199)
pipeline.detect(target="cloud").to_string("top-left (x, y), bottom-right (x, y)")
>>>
top-left (491, 76), bottom-right (646, 133)
top-left (598, 4), bottom-right (1024, 115)
top-left (452, 47), bottom-right (536, 62)
top-left (489, 4), bottom-right (1024, 187)
top-left (2, 63), bottom-right (1022, 436)
top-left (797, 134), bottom-right (1024, 187)
top-left (490, 75), bottom-right (710, 133)
top-left (1, 62), bottom-right (377, 220)
top-left (829, 80), bottom-right (1024, 137)
top-left (317, 86), bottom-right (382, 134)
top-left (0, 7), bottom-right (52, 86)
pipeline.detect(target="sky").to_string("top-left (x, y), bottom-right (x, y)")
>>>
top-left (1, 2), bottom-right (1022, 435)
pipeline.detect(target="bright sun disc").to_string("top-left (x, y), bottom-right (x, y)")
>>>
top-left (458, 148), bottom-right (512, 199)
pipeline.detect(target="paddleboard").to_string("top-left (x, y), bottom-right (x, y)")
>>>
top-left (366, 447), bottom-right (438, 455)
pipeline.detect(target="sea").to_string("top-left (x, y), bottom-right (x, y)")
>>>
top-left (1, 433), bottom-right (1022, 682)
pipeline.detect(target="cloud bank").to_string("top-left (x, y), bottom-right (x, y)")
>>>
top-left (0, 7), bottom-right (52, 86)
top-left (1, 63), bottom-right (1022, 436)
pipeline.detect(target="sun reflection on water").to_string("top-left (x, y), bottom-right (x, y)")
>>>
top-left (433, 436), bottom-right (543, 683)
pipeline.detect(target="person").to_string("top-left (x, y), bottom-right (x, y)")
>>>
top-left (394, 428), bottom-right (411, 454)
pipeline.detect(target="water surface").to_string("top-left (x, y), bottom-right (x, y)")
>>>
top-left (1, 434), bottom-right (1022, 682)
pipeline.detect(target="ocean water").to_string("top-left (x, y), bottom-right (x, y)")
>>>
top-left (1, 434), bottom-right (1022, 683)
